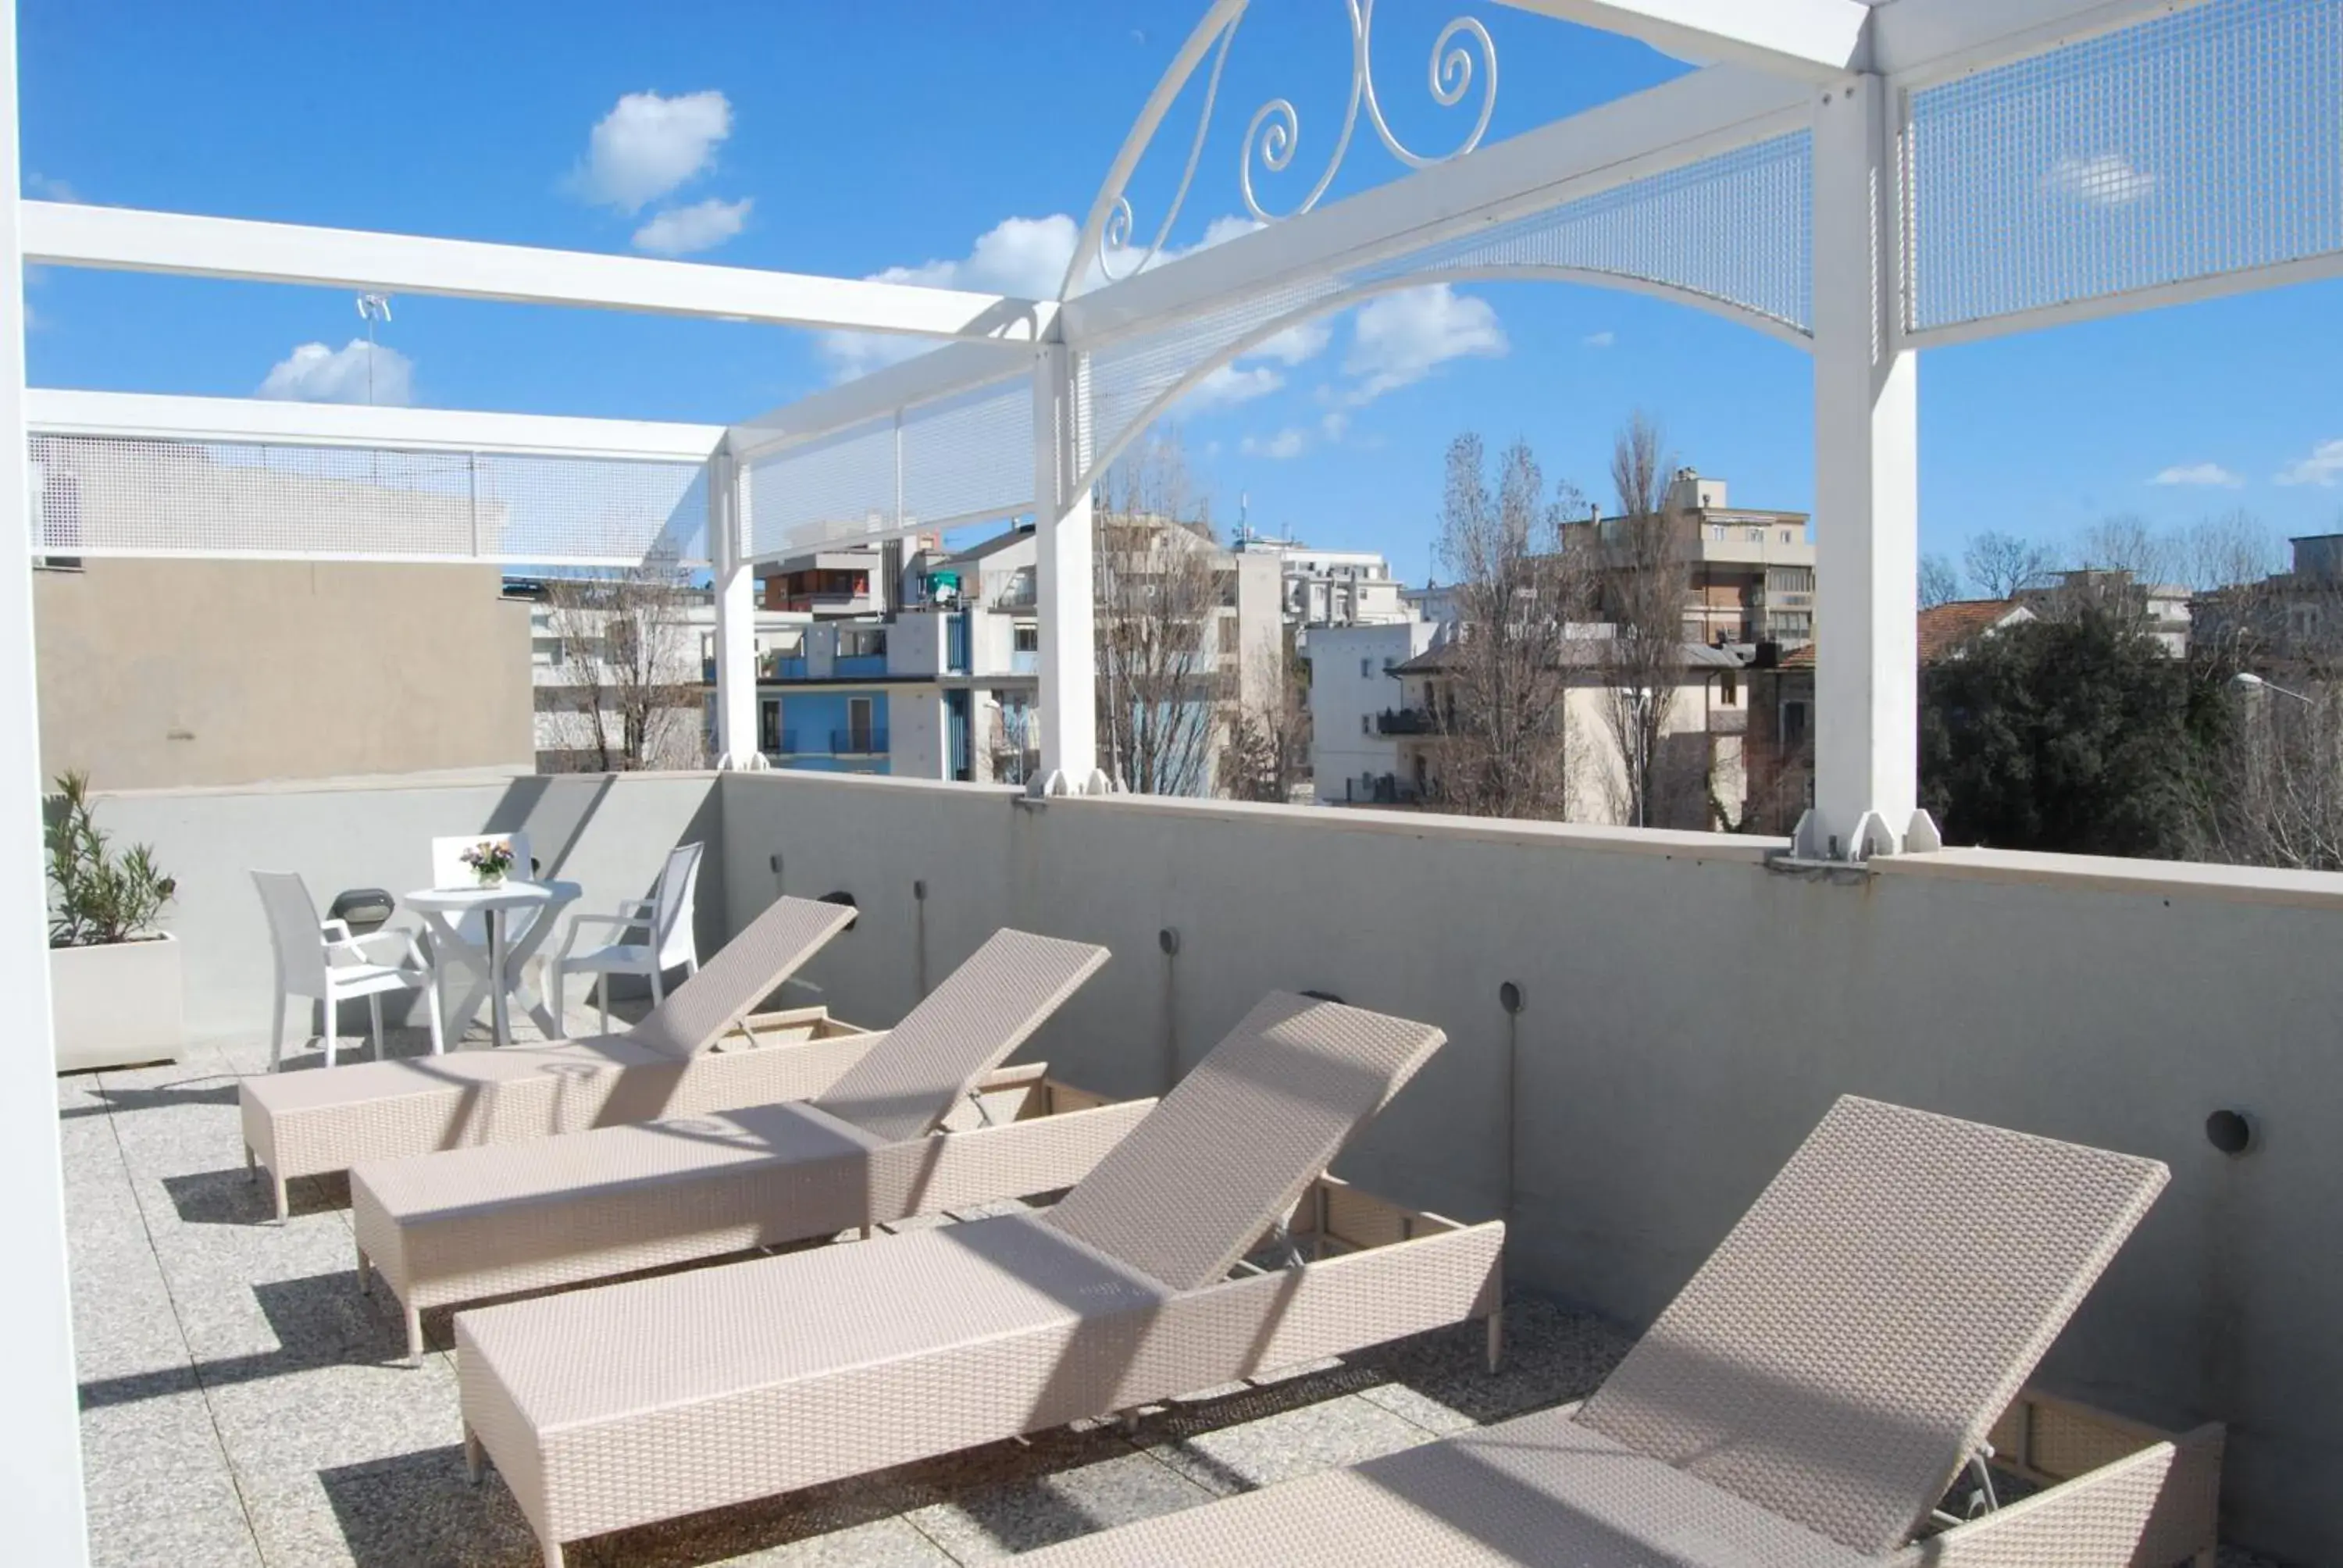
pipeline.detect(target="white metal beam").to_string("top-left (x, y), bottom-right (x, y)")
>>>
top-left (1869, 0), bottom-right (2215, 84)
top-left (1060, 63), bottom-right (1810, 351)
top-left (25, 388), bottom-right (724, 461)
top-left (1491, 0), bottom-right (1874, 83)
top-left (22, 201), bottom-right (1054, 342)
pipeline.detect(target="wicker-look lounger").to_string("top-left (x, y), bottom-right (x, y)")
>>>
top-left (457, 992), bottom-right (1504, 1567)
top-left (240, 894), bottom-right (862, 1218)
top-left (1012, 1096), bottom-right (2225, 1568)
top-left (351, 930), bottom-right (1137, 1360)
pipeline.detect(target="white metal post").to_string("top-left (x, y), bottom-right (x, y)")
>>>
top-left (1030, 342), bottom-right (1102, 794)
top-left (709, 442), bottom-right (765, 770)
top-left (0, 2), bottom-right (95, 1558)
top-left (1799, 73), bottom-right (1938, 861)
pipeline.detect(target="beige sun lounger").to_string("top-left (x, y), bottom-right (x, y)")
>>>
top-left (457, 992), bottom-right (1503, 1567)
top-left (351, 929), bottom-right (1142, 1360)
top-left (1013, 1096), bottom-right (2225, 1568)
top-left (240, 894), bottom-right (863, 1218)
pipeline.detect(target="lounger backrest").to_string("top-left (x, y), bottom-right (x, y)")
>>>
top-left (811, 929), bottom-right (1108, 1142)
top-left (1042, 992), bottom-right (1444, 1293)
top-left (623, 894), bottom-right (857, 1060)
top-left (1574, 1096), bottom-right (2167, 1556)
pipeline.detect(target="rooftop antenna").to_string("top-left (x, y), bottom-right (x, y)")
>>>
top-left (355, 294), bottom-right (393, 404)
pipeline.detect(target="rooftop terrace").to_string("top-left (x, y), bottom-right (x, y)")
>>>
top-left (55, 996), bottom-right (2288, 1566)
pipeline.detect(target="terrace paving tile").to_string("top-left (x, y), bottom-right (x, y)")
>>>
top-left (903, 1446), bottom-right (1214, 1562)
top-left (81, 1389), bottom-right (262, 1568)
top-left (1138, 1389), bottom-right (1438, 1498)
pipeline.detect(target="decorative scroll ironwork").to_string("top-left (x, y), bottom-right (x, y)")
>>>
top-left (1090, 0), bottom-right (1498, 286)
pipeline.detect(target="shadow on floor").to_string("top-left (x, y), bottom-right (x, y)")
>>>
top-left (162, 1165), bottom-right (348, 1225)
top-left (59, 1078), bottom-right (243, 1120)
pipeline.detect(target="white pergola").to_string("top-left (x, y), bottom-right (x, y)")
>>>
top-left (4, 1), bottom-right (2340, 1554)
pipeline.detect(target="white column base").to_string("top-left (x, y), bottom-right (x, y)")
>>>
top-left (1028, 767), bottom-right (1118, 800)
top-left (715, 750), bottom-right (773, 772)
top-left (1792, 806), bottom-right (1942, 861)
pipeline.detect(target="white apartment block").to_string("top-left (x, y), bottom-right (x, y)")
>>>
top-left (1307, 618), bottom-right (1439, 805)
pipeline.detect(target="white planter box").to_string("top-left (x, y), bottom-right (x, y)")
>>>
top-left (51, 933), bottom-right (184, 1073)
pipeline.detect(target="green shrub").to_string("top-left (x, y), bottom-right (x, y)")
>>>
top-left (46, 772), bottom-right (177, 947)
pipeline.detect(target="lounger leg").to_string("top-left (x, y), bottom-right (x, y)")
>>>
top-left (355, 1241), bottom-right (370, 1294)
top-left (463, 1425), bottom-right (483, 1484)
top-left (1485, 1309), bottom-right (1504, 1374)
top-left (268, 991), bottom-right (287, 1074)
top-left (423, 970), bottom-right (447, 1056)
top-left (323, 999), bottom-right (337, 1071)
top-left (368, 993), bottom-right (386, 1061)
top-left (271, 1172), bottom-right (288, 1224)
top-left (649, 964), bottom-right (665, 1009)
top-left (597, 973), bottom-right (610, 1036)
top-left (245, 1146), bottom-right (257, 1183)
top-left (542, 1541), bottom-right (564, 1568)
top-left (404, 1303), bottom-right (424, 1367)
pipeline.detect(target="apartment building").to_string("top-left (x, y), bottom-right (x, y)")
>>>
top-left (1566, 469), bottom-right (1817, 648)
top-left (1308, 619), bottom-right (1440, 805)
top-left (1232, 530), bottom-right (1411, 629)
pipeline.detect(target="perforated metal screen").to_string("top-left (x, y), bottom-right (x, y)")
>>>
top-left (28, 433), bottom-right (708, 566)
top-left (1906, 0), bottom-right (2343, 338)
top-left (743, 370), bottom-right (1032, 561)
top-left (1083, 134), bottom-right (1813, 485)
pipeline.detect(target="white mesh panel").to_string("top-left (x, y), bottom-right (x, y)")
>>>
top-left (1906, 0), bottom-right (2343, 337)
top-left (27, 433), bottom-right (707, 565)
top-left (1086, 135), bottom-right (1812, 478)
top-left (746, 370), bottom-right (1032, 558)
top-left (900, 376), bottom-right (1032, 530)
top-left (743, 415), bottom-right (897, 558)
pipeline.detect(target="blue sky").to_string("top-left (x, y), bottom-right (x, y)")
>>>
top-left (20, 0), bottom-right (2343, 585)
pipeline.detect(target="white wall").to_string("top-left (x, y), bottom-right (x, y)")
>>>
top-left (716, 772), bottom-right (2343, 1564)
top-left (94, 771), bottom-right (729, 1040)
top-left (890, 690), bottom-right (945, 781)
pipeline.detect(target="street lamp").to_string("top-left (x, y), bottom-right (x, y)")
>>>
top-left (2230, 671), bottom-right (2313, 704)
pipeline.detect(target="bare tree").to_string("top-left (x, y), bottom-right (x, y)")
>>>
top-left (1221, 628), bottom-right (1312, 803)
top-left (1919, 554), bottom-right (1964, 609)
top-left (2075, 514), bottom-right (2181, 586)
top-left (1422, 433), bottom-right (1588, 818)
top-left (543, 555), bottom-right (703, 771)
top-left (1963, 530), bottom-right (2058, 599)
top-left (1093, 434), bottom-right (1230, 796)
top-left (1597, 415), bottom-right (1692, 828)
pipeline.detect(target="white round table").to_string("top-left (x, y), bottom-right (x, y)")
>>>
top-left (405, 880), bottom-right (582, 1049)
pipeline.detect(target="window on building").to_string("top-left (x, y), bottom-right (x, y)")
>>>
top-left (1382, 656), bottom-right (1397, 671)
top-left (1013, 623), bottom-right (1039, 653)
top-left (1721, 670), bottom-right (1739, 705)
top-left (1360, 657), bottom-right (1372, 678)
top-left (1782, 700), bottom-right (1809, 751)
top-left (1361, 715), bottom-right (1371, 735)
top-left (1746, 526), bottom-right (1766, 543)
top-left (1219, 615), bottom-right (1239, 654)
top-left (1710, 524), bottom-right (1727, 542)
top-left (1781, 529), bottom-right (1794, 544)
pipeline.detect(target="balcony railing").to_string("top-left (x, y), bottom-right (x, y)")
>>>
top-left (835, 654), bottom-right (887, 679)
top-left (831, 728), bottom-right (889, 755)
top-left (1377, 707), bottom-right (1437, 736)
top-left (762, 655), bottom-right (810, 681)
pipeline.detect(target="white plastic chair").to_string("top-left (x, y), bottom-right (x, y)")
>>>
top-left (253, 871), bottom-right (445, 1071)
top-left (549, 842), bottom-right (704, 1035)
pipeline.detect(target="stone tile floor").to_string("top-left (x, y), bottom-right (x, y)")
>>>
top-left (64, 1003), bottom-right (2285, 1566)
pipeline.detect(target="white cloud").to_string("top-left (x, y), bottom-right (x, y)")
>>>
top-left (571, 90), bottom-right (732, 213)
top-left (1320, 410), bottom-right (1350, 442)
top-left (258, 340), bottom-right (414, 405)
top-left (26, 172), bottom-right (78, 201)
top-left (632, 196), bottom-right (752, 256)
top-left (2151, 462), bottom-right (2244, 490)
top-left (1185, 362), bottom-right (1286, 410)
top-left (1342, 284), bottom-right (1506, 404)
top-left (819, 211), bottom-right (1311, 384)
top-left (2275, 438), bottom-right (2343, 488)
top-left (1582, 330), bottom-right (1616, 349)
top-left (2044, 152), bottom-right (2156, 208)
top-left (1239, 428), bottom-right (1307, 460)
